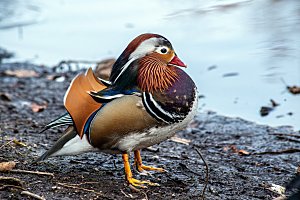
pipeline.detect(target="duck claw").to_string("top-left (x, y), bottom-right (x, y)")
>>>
top-left (127, 177), bottom-right (160, 188)
top-left (137, 164), bottom-right (165, 173)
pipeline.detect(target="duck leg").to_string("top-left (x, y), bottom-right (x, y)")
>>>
top-left (122, 153), bottom-right (159, 188)
top-left (133, 150), bottom-right (165, 173)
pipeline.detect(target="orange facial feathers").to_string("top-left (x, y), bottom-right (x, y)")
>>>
top-left (64, 68), bottom-right (107, 138)
top-left (138, 54), bottom-right (178, 93)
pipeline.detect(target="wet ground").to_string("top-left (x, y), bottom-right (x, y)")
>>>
top-left (0, 0), bottom-right (300, 129)
top-left (1, 62), bottom-right (299, 199)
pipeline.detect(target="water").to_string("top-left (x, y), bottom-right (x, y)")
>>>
top-left (0, 0), bottom-right (299, 129)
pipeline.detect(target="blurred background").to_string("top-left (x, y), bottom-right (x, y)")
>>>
top-left (0, 0), bottom-right (299, 129)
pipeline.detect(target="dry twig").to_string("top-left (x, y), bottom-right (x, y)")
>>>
top-left (170, 135), bottom-right (191, 145)
top-left (141, 190), bottom-right (149, 200)
top-left (270, 133), bottom-right (300, 138)
top-left (127, 184), bottom-right (148, 200)
top-left (128, 184), bottom-right (141, 192)
top-left (57, 182), bottom-right (103, 196)
top-left (0, 177), bottom-right (45, 200)
top-left (63, 181), bottom-right (99, 186)
top-left (0, 176), bottom-right (23, 186)
top-left (253, 148), bottom-right (300, 155)
top-left (0, 140), bottom-right (13, 150)
top-left (0, 184), bottom-right (24, 190)
top-left (120, 189), bottom-right (135, 198)
top-left (274, 136), bottom-right (300, 143)
top-left (179, 163), bottom-right (203, 176)
top-left (145, 146), bottom-right (159, 153)
top-left (10, 169), bottom-right (54, 177)
top-left (195, 148), bottom-right (209, 200)
top-left (21, 191), bottom-right (45, 200)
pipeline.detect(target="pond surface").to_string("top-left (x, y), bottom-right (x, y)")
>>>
top-left (0, 0), bottom-right (299, 129)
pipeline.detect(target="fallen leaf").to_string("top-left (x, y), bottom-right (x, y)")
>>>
top-left (259, 99), bottom-right (280, 117)
top-left (270, 99), bottom-right (279, 107)
top-left (287, 112), bottom-right (293, 116)
top-left (267, 183), bottom-right (286, 195)
top-left (229, 145), bottom-right (238, 153)
top-left (260, 106), bottom-right (273, 117)
top-left (170, 135), bottom-right (191, 145)
top-left (47, 75), bottom-right (66, 82)
top-left (0, 161), bottom-right (16, 172)
top-left (94, 58), bottom-right (115, 80)
top-left (238, 149), bottom-right (250, 155)
top-left (272, 196), bottom-right (287, 200)
top-left (287, 86), bottom-right (300, 95)
top-left (0, 92), bottom-right (12, 101)
top-left (225, 145), bottom-right (250, 156)
top-left (223, 146), bottom-right (230, 152)
top-left (13, 139), bottom-right (27, 147)
top-left (54, 76), bottom-right (66, 82)
top-left (46, 75), bottom-right (56, 80)
top-left (31, 102), bottom-right (47, 112)
top-left (4, 69), bottom-right (39, 78)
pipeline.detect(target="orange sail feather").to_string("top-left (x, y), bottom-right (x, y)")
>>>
top-left (64, 68), bottom-right (107, 138)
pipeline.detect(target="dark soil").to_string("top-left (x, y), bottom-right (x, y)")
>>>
top-left (0, 62), bottom-right (299, 200)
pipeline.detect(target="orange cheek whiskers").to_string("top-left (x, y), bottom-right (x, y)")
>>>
top-left (138, 55), bottom-right (178, 93)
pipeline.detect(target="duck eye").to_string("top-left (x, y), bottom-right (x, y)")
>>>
top-left (160, 48), bottom-right (167, 54)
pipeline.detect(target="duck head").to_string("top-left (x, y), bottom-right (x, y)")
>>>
top-left (109, 33), bottom-right (186, 92)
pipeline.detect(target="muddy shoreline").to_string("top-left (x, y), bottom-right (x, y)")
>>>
top-left (0, 62), bottom-right (299, 199)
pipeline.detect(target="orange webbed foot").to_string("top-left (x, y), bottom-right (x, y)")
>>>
top-left (134, 150), bottom-right (166, 173)
top-left (136, 163), bottom-right (165, 173)
top-left (122, 153), bottom-right (160, 189)
top-left (127, 177), bottom-right (159, 188)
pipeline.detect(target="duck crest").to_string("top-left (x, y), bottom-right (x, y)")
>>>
top-left (123, 33), bottom-right (161, 57)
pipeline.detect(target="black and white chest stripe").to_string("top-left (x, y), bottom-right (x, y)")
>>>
top-left (142, 92), bottom-right (185, 124)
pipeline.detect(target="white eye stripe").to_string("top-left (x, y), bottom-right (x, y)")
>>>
top-left (129, 38), bottom-right (170, 59)
top-left (129, 38), bottom-right (158, 59)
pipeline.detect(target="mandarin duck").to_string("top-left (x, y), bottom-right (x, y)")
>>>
top-left (37, 33), bottom-right (198, 188)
